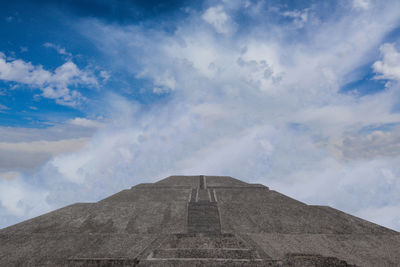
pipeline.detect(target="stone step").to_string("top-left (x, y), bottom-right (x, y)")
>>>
top-left (197, 189), bottom-right (210, 201)
top-left (189, 202), bottom-right (219, 207)
top-left (151, 248), bottom-right (259, 260)
top-left (188, 215), bottom-right (220, 220)
top-left (188, 211), bottom-right (220, 216)
top-left (67, 258), bottom-right (139, 266)
top-left (138, 259), bottom-right (269, 266)
top-left (187, 202), bottom-right (221, 234)
top-left (162, 234), bottom-right (248, 249)
top-left (187, 226), bottom-right (218, 231)
top-left (187, 226), bottom-right (220, 234)
top-left (188, 219), bottom-right (220, 224)
top-left (188, 207), bottom-right (219, 212)
top-left (187, 218), bottom-right (220, 223)
top-left (188, 210), bottom-right (220, 216)
top-left (187, 222), bottom-right (221, 229)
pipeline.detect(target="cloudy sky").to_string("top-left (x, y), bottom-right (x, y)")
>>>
top-left (1, 0), bottom-right (400, 231)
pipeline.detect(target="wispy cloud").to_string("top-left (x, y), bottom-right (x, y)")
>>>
top-left (0, 103), bottom-right (8, 110)
top-left (43, 42), bottom-right (73, 58)
top-left (67, 117), bottom-right (104, 128)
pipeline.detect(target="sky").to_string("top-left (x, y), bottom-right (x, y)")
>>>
top-left (1, 0), bottom-right (400, 231)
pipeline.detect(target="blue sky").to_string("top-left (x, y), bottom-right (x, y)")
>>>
top-left (1, 0), bottom-right (400, 231)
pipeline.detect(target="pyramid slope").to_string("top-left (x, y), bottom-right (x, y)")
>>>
top-left (0, 175), bottom-right (399, 266)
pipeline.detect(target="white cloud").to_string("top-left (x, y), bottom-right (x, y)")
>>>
top-left (281, 9), bottom-right (309, 28)
top-left (373, 43), bottom-right (400, 81)
top-left (153, 87), bottom-right (170, 94)
top-left (150, 71), bottom-right (176, 92)
top-left (99, 70), bottom-right (110, 81)
top-left (43, 42), bottom-right (72, 57)
top-left (353, 0), bottom-right (371, 10)
top-left (202, 5), bottom-right (234, 35)
top-left (67, 117), bottom-right (104, 128)
top-left (0, 53), bottom-right (97, 106)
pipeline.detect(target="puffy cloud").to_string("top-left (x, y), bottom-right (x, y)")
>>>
top-left (202, 5), bottom-right (234, 35)
top-left (0, 53), bottom-right (97, 106)
top-left (373, 43), bottom-right (400, 81)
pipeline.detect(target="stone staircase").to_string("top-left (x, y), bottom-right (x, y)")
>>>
top-left (143, 233), bottom-right (263, 264)
top-left (139, 176), bottom-right (265, 265)
top-left (187, 202), bottom-right (221, 234)
top-left (187, 175), bottom-right (221, 234)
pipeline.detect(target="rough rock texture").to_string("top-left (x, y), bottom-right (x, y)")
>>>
top-left (0, 175), bottom-right (399, 266)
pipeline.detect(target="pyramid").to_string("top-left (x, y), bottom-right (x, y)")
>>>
top-left (0, 175), bottom-right (399, 266)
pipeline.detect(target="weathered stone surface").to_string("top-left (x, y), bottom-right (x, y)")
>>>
top-left (0, 175), bottom-right (399, 266)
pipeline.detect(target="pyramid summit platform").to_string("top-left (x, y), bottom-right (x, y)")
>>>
top-left (1, 175), bottom-right (399, 266)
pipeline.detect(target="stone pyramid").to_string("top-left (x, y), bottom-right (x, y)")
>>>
top-left (0, 175), bottom-right (399, 266)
